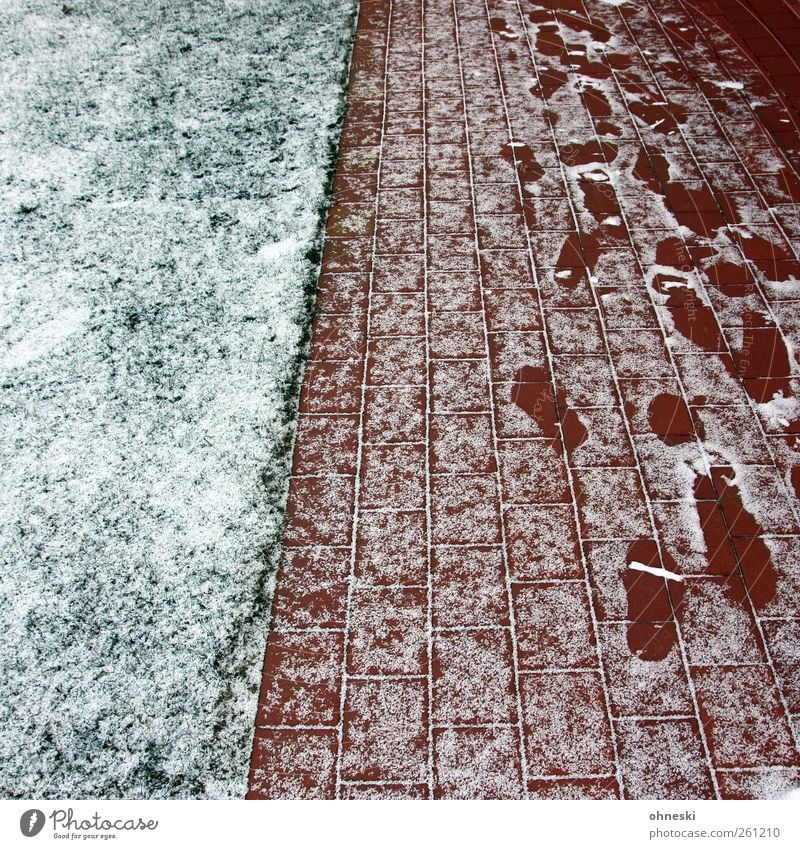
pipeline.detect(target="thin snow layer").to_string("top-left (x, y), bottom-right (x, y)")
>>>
top-left (0, 0), bottom-right (356, 798)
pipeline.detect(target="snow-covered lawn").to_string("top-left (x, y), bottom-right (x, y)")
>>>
top-left (0, 0), bottom-right (356, 798)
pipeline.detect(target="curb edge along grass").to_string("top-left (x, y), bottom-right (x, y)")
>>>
top-left (214, 0), bottom-right (362, 802)
top-left (240, 0), bottom-right (362, 792)
top-left (0, 0), bottom-right (359, 799)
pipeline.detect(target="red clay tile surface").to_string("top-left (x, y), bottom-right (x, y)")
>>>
top-left (248, 0), bottom-right (800, 799)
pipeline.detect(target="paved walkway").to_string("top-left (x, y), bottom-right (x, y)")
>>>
top-left (248, 0), bottom-right (800, 799)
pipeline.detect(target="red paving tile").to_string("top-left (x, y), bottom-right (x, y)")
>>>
top-left (434, 726), bottom-right (524, 798)
top-left (250, 0), bottom-right (800, 798)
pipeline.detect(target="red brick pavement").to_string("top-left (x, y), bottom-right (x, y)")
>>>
top-left (248, 0), bottom-right (800, 799)
top-left (714, 0), bottom-right (800, 156)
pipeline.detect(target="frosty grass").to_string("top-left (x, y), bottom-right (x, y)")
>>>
top-left (0, 0), bottom-right (356, 798)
